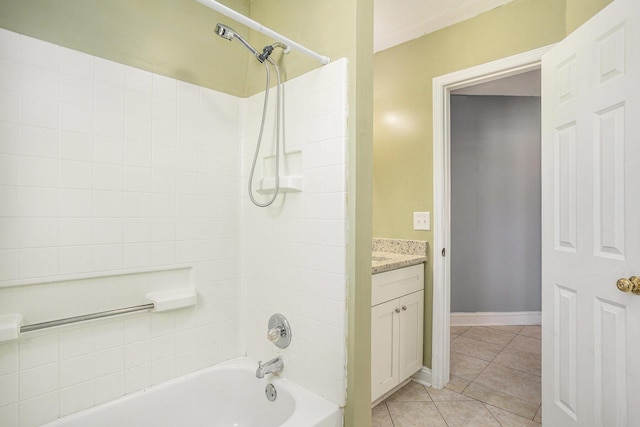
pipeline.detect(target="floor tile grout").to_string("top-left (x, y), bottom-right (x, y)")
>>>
top-left (374, 325), bottom-right (541, 426)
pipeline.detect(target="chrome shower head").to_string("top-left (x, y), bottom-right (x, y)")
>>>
top-left (215, 23), bottom-right (234, 40)
top-left (214, 23), bottom-right (261, 59)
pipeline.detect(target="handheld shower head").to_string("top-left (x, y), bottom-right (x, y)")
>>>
top-left (214, 23), bottom-right (261, 59)
top-left (214, 23), bottom-right (234, 40)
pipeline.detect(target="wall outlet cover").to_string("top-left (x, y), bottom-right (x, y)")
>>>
top-left (413, 212), bottom-right (430, 230)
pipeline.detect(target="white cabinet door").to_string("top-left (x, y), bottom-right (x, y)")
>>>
top-left (542, 0), bottom-right (640, 425)
top-left (371, 298), bottom-right (399, 401)
top-left (398, 290), bottom-right (424, 380)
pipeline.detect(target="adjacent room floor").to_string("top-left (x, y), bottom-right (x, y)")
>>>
top-left (372, 325), bottom-right (541, 427)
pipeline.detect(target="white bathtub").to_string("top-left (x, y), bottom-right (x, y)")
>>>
top-left (43, 358), bottom-right (342, 427)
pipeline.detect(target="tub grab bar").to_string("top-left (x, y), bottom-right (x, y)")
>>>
top-left (20, 303), bottom-right (155, 333)
top-left (0, 288), bottom-right (197, 342)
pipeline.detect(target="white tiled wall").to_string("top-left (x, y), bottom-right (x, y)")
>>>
top-left (240, 59), bottom-right (349, 406)
top-left (0, 28), bottom-right (349, 426)
top-left (0, 29), bottom-right (241, 426)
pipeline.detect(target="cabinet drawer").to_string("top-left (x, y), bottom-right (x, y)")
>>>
top-left (372, 264), bottom-right (424, 306)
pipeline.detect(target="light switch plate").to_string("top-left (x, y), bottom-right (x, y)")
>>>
top-left (413, 212), bottom-right (430, 230)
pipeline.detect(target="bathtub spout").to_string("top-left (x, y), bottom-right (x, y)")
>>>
top-left (256, 356), bottom-right (284, 379)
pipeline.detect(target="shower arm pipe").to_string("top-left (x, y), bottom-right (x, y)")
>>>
top-left (195, 0), bottom-right (330, 65)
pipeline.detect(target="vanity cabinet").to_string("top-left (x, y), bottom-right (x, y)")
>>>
top-left (371, 264), bottom-right (424, 402)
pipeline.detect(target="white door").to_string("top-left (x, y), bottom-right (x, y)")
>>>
top-left (542, 0), bottom-right (640, 425)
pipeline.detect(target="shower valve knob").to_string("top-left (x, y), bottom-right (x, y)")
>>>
top-left (267, 314), bottom-right (292, 349)
top-left (267, 326), bottom-right (283, 342)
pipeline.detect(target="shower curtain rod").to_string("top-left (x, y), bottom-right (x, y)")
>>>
top-left (195, 0), bottom-right (331, 65)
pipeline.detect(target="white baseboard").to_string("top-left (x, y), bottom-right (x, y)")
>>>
top-left (411, 366), bottom-right (432, 387)
top-left (450, 311), bottom-right (541, 326)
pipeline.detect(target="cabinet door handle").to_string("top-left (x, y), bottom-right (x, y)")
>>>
top-left (394, 308), bottom-right (401, 313)
top-left (401, 305), bottom-right (407, 311)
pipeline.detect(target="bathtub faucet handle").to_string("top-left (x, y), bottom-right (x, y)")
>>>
top-left (267, 314), bottom-right (292, 349)
top-left (267, 326), bottom-right (284, 343)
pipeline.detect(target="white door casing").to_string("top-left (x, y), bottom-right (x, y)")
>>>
top-left (431, 45), bottom-right (552, 389)
top-left (542, 0), bottom-right (640, 425)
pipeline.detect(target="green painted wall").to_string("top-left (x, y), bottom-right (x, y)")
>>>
top-left (566, 0), bottom-right (613, 34)
top-left (373, 0), bottom-right (616, 371)
top-left (0, 0), bottom-right (252, 97)
top-left (373, 0), bottom-right (566, 369)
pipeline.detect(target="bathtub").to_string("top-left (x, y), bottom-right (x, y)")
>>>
top-left (43, 358), bottom-right (342, 427)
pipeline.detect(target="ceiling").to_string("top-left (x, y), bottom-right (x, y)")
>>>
top-left (374, 0), bottom-right (515, 53)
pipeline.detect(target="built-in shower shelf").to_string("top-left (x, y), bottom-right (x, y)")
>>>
top-left (257, 175), bottom-right (303, 194)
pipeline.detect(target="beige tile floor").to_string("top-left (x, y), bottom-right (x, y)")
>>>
top-left (372, 325), bottom-right (542, 427)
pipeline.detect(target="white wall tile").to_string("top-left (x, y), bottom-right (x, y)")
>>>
top-left (60, 160), bottom-right (92, 189)
top-left (95, 83), bottom-right (124, 113)
top-left (0, 154), bottom-right (19, 185)
top-left (93, 136), bottom-right (123, 164)
top-left (125, 141), bottom-right (151, 166)
top-left (124, 316), bottom-right (151, 344)
top-left (0, 121), bottom-right (20, 154)
top-left (125, 166), bottom-right (151, 192)
top-left (20, 94), bottom-right (58, 129)
top-left (0, 59), bottom-right (21, 92)
top-left (59, 355), bottom-right (93, 388)
top-left (124, 364), bottom-right (151, 393)
top-left (94, 163), bottom-right (123, 191)
top-left (123, 218), bottom-right (150, 243)
top-left (122, 243), bottom-right (150, 268)
top-left (125, 67), bottom-right (152, 94)
top-left (151, 356), bottom-right (176, 385)
top-left (19, 363), bottom-right (58, 400)
top-left (0, 28), bottom-right (20, 61)
top-left (0, 90), bottom-right (19, 123)
top-left (59, 46), bottom-right (93, 79)
top-left (19, 334), bottom-right (58, 371)
top-left (93, 244), bottom-right (123, 271)
top-left (59, 246), bottom-right (93, 275)
top-left (0, 404), bottom-right (17, 427)
top-left (94, 347), bottom-right (123, 377)
top-left (94, 372), bottom-right (123, 405)
top-left (59, 189), bottom-right (91, 218)
top-left (59, 131), bottom-right (92, 162)
top-left (20, 65), bottom-right (58, 100)
top-left (152, 75), bottom-right (176, 99)
top-left (18, 391), bottom-right (58, 427)
top-left (59, 382), bottom-right (93, 417)
top-left (60, 102), bottom-right (93, 134)
top-left (59, 219), bottom-right (92, 246)
top-left (0, 373), bottom-right (18, 407)
top-left (59, 328), bottom-right (94, 360)
top-left (95, 110), bottom-right (124, 139)
top-left (60, 74), bottom-right (93, 106)
top-left (19, 36), bottom-right (59, 70)
top-left (94, 191), bottom-right (124, 218)
top-left (125, 90), bottom-right (152, 118)
top-left (93, 218), bottom-right (123, 244)
top-left (94, 58), bottom-right (124, 88)
top-left (125, 114), bottom-right (152, 142)
top-left (18, 247), bottom-right (58, 279)
top-left (19, 156), bottom-right (58, 187)
top-left (0, 251), bottom-right (20, 280)
top-left (150, 241), bottom-right (175, 265)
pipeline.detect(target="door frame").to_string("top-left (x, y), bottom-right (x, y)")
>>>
top-left (431, 45), bottom-right (553, 388)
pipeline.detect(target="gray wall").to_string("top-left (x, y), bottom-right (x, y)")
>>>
top-left (450, 95), bottom-right (541, 313)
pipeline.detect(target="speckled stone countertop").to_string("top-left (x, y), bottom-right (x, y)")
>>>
top-left (372, 238), bottom-right (428, 274)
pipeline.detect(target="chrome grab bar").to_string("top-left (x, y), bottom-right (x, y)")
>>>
top-left (19, 303), bottom-right (155, 333)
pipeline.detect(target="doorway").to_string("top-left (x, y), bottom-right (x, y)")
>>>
top-left (431, 46), bottom-right (552, 388)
